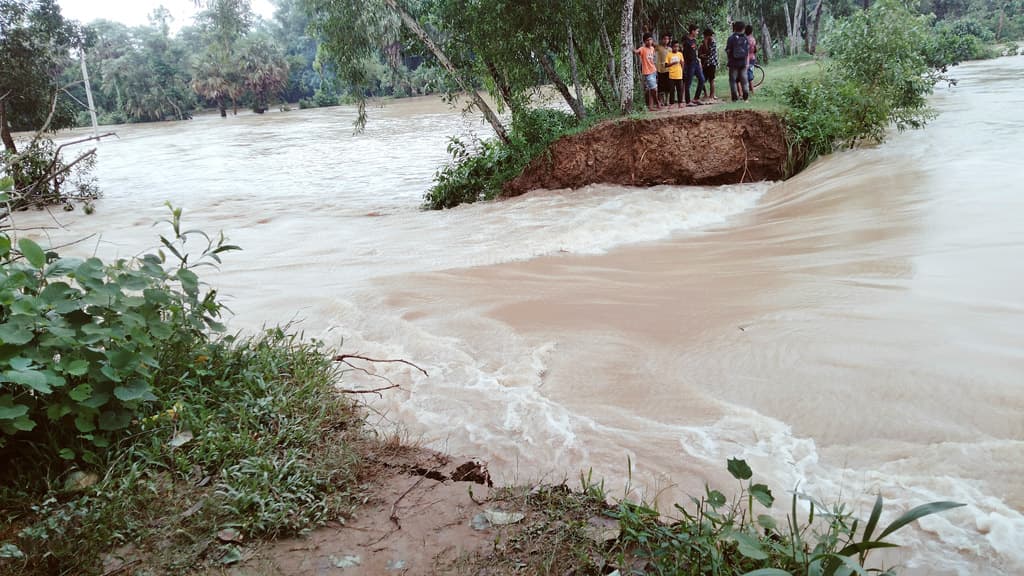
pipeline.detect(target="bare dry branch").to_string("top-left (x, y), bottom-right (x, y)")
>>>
top-left (337, 384), bottom-right (401, 396)
top-left (332, 354), bottom-right (429, 377)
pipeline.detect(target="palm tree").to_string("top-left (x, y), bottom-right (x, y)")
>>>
top-left (239, 36), bottom-right (289, 113)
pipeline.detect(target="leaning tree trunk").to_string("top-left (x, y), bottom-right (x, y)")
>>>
top-left (567, 25), bottom-right (585, 113)
top-left (539, 53), bottom-right (586, 120)
top-left (618, 0), bottom-right (637, 114)
top-left (573, 34), bottom-right (613, 111)
top-left (600, 23), bottom-right (620, 101)
top-left (0, 102), bottom-right (16, 154)
top-left (808, 0), bottom-right (824, 55)
top-left (484, 59), bottom-right (518, 115)
top-left (382, 0), bottom-right (510, 144)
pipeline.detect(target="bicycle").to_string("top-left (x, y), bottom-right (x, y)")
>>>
top-left (749, 63), bottom-right (765, 89)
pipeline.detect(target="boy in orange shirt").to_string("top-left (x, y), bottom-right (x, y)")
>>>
top-left (633, 33), bottom-right (661, 111)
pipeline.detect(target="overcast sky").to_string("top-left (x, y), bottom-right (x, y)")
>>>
top-left (58, 0), bottom-right (275, 29)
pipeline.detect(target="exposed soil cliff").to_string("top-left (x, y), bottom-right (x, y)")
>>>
top-left (503, 109), bottom-right (789, 197)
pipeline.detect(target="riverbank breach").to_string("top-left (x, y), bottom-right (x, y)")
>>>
top-left (503, 109), bottom-right (789, 197)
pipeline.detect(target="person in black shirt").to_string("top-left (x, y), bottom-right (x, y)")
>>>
top-left (682, 24), bottom-right (706, 106)
top-left (697, 28), bottom-right (718, 101)
top-left (725, 21), bottom-right (750, 101)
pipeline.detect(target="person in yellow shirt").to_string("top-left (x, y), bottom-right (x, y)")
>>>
top-left (664, 41), bottom-right (684, 108)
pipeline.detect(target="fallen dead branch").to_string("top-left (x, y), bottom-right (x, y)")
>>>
top-left (332, 353), bottom-right (428, 396)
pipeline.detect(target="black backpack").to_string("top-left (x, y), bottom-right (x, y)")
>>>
top-left (729, 33), bottom-right (749, 63)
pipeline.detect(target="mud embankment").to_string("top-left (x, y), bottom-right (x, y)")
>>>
top-left (503, 110), bottom-right (789, 197)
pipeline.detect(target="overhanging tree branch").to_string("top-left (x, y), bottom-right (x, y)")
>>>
top-left (380, 0), bottom-right (510, 144)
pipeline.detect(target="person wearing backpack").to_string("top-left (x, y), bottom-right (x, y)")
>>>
top-left (725, 21), bottom-right (750, 102)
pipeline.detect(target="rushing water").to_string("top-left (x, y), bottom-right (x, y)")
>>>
top-left (13, 55), bottom-right (1024, 574)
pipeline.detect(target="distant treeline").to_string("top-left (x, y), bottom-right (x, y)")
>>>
top-left (58, 0), bottom-right (1019, 127)
top-left (57, 0), bottom-right (447, 126)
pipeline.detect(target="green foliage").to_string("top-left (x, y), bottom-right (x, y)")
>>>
top-left (0, 0), bottom-right (85, 144)
top-left (471, 459), bottom-right (964, 576)
top-left (778, 0), bottom-right (949, 163)
top-left (0, 138), bottom-right (99, 216)
top-left (926, 17), bottom-right (998, 67)
top-left (0, 211), bottom-right (365, 574)
top-left (611, 459), bottom-right (963, 576)
top-left (0, 205), bottom-right (237, 467)
top-left (425, 108), bottom-right (582, 210)
top-left (0, 329), bottom-right (364, 575)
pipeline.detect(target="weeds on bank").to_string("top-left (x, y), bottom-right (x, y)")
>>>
top-left (462, 459), bottom-right (963, 576)
top-left (0, 205), bottom-right (367, 575)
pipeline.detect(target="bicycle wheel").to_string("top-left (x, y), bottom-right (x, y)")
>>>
top-left (751, 64), bottom-right (765, 89)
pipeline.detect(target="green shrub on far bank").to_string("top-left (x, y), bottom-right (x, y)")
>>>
top-left (779, 0), bottom-right (999, 165)
top-left (424, 108), bottom-right (582, 210)
top-left (298, 87), bottom-right (342, 109)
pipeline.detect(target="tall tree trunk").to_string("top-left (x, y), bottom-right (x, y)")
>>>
top-left (382, 0), bottom-right (510, 144)
top-left (538, 53), bottom-right (586, 121)
top-left (484, 59), bottom-right (517, 115)
top-left (567, 25), bottom-right (585, 112)
top-left (0, 102), bottom-right (16, 154)
top-left (783, 2), bottom-right (793, 56)
top-left (785, 0), bottom-right (805, 55)
top-left (808, 0), bottom-right (824, 55)
top-left (618, 0), bottom-right (637, 114)
top-left (760, 12), bottom-right (773, 63)
top-left (600, 24), bottom-right (620, 101)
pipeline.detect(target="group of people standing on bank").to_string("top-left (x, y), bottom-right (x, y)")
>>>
top-left (634, 21), bottom-right (758, 111)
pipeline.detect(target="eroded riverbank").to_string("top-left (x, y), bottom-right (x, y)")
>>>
top-left (504, 110), bottom-right (789, 196)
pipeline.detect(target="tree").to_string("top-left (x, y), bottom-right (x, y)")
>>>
top-left (96, 20), bottom-right (196, 122)
top-left (306, 0), bottom-right (510, 142)
top-left (239, 34), bottom-right (290, 112)
top-left (0, 0), bottom-right (84, 154)
top-left (191, 0), bottom-right (253, 116)
top-left (618, 0), bottom-right (636, 113)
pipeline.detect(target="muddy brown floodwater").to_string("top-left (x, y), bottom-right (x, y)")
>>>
top-left (12, 55), bottom-right (1024, 574)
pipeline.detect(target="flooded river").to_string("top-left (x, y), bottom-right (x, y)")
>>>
top-left (13, 54), bottom-right (1024, 574)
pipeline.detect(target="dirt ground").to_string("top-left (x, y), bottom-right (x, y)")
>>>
top-left (503, 108), bottom-right (789, 197)
top-left (221, 448), bottom-right (503, 575)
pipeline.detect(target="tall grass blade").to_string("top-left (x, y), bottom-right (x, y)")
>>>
top-left (861, 493), bottom-right (884, 544)
top-left (876, 501), bottom-right (965, 540)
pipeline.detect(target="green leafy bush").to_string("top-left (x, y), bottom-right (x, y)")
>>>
top-left (0, 204), bottom-right (237, 468)
top-left (1, 139), bottom-right (99, 214)
top-left (1, 329), bottom-right (364, 575)
top-left (611, 458), bottom-right (964, 576)
top-left (927, 18), bottom-right (998, 67)
top-left (425, 108), bottom-right (580, 210)
top-left (780, 0), bottom-right (948, 164)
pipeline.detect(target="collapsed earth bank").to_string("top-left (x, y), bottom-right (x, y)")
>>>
top-left (503, 109), bottom-right (790, 197)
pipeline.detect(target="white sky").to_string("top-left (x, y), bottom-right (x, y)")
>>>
top-left (58, 0), bottom-right (275, 30)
